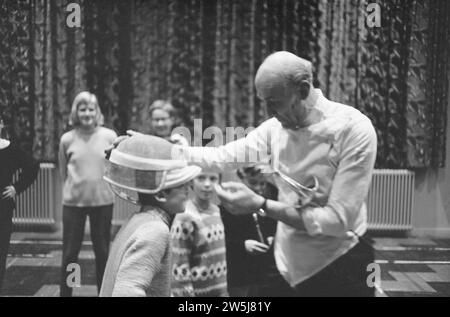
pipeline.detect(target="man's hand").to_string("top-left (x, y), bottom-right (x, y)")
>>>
top-left (245, 240), bottom-right (269, 254)
top-left (126, 130), bottom-right (143, 137)
top-left (2, 186), bottom-right (16, 199)
top-left (104, 130), bottom-right (142, 159)
top-left (214, 182), bottom-right (265, 215)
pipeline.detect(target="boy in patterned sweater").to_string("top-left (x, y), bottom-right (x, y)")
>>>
top-left (171, 169), bottom-right (228, 297)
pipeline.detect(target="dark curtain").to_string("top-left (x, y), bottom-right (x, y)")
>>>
top-left (0, 0), bottom-right (449, 168)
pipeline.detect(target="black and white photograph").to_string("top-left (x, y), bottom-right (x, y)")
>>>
top-left (0, 0), bottom-right (449, 300)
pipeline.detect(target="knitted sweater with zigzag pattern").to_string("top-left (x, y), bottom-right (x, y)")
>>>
top-left (171, 200), bottom-right (228, 297)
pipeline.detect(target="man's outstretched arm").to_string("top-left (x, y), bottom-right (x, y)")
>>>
top-left (172, 122), bottom-right (274, 171)
top-left (216, 119), bottom-right (377, 238)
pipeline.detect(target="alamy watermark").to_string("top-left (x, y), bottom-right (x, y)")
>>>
top-left (64, 262), bottom-right (382, 292)
top-left (367, 262), bottom-right (382, 290)
top-left (66, 2), bottom-right (381, 29)
top-left (66, 3), bottom-right (81, 28)
top-left (167, 119), bottom-right (273, 164)
top-left (66, 263), bottom-right (81, 289)
top-left (366, 3), bottom-right (382, 28)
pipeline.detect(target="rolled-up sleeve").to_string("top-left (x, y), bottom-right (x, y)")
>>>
top-left (302, 118), bottom-right (377, 237)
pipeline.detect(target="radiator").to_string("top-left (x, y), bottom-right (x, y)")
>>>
top-left (12, 165), bottom-right (415, 232)
top-left (13, 163), bottom-right (138, 229)
top-left (366, 169), bottom-right (414, 231)
top-left (13, 163), bottom-right (57, 230)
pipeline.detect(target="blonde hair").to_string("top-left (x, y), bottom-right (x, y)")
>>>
top-left (68, 91), bottom-right (104, 127)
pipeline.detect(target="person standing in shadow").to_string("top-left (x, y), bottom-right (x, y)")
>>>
top-left (0, 117), bottom-right (39, 294)
top-left (221, 165), bottom-right (292, 297)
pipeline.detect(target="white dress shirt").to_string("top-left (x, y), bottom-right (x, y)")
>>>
top-left (177, 89), bottom-right (377, 287)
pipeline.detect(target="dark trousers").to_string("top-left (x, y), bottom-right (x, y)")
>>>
top-left (267, 238), bottom-right (375, 297)
top-left (294, 238), bottom-right (375, 297)
top-left (228, 270), bottom-right (293, 297)
top-left (0, 200), bottom-right (13, 294)
top-left (60, 205), bottom-right (113, 297)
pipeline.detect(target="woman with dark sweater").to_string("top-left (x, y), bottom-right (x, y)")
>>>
top-left (0, 119), bottom-right (39, 292)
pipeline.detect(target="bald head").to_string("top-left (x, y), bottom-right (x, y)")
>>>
top-left (254, 52), bottom-right (317, 129)
top-left (255, 51), bottom-right (313, 92)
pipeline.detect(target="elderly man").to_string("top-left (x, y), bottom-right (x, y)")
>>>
top-left (121, 51), bottom-right (377, 296)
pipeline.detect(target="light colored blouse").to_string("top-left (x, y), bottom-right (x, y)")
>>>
top-left (177, 89), bottom-right (377, 287)
top-left (59, 126), bottom-right (117, 207)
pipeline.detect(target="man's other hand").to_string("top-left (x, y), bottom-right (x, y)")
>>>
top-left (245, 240), bottom-right (269, 254)
top-left (104, 130), bottom-right (143, 159)
top-left (2, 185), bottom-right (16, 199)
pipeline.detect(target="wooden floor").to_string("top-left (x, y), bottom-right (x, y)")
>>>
top-left (2, 231), bottom-right (450, 297)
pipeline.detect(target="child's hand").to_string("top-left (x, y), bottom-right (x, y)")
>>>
top-left (267, 236), bottom-right (274, 247)
top-left (245, 239), bottom-right (269, 254)
top-left (2, 185), bottom-right (16, 199)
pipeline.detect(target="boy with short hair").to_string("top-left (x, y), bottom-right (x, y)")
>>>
top-left (99, 135), bottom-right (201, 297)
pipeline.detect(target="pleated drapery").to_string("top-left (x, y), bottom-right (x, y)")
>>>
top-left (0, 0), bottom-right (448, 168)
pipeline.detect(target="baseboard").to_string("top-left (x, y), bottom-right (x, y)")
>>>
top-left (410, 228), bottom-right (450, 238)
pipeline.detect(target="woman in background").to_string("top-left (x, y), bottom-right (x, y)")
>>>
top-left (58, 92), bottom-right (117, 297)
top-left (145, 100), bottom-right (188, 146)
top-left (0, 117), bottom-right (39, 293)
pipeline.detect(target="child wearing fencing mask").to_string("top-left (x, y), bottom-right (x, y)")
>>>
top-left (99, 135), bottom-right (201, 297)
